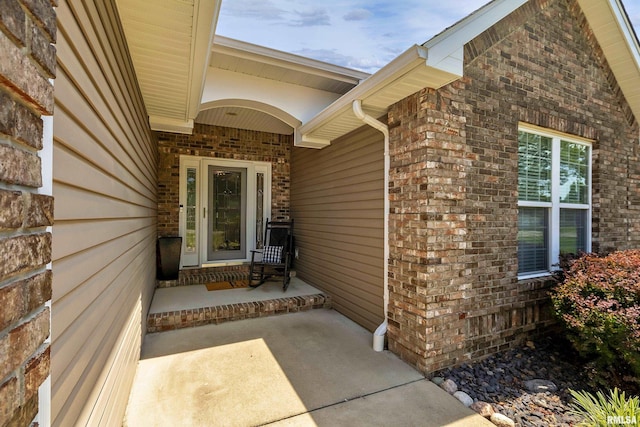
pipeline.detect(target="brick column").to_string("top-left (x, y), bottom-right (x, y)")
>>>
top-left (387, 82), bottom-right (473, 373)
top-left (0, 0), bottom-right (56, 425)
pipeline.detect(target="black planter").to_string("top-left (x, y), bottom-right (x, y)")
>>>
top-left (157, 237), bottom-right (182, 280)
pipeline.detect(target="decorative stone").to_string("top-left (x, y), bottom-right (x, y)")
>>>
top-left (431, 376), bottom-right (445, 386)
top-left (470, 401), bottom-right (495, 418)
top-left (490, 413), bottom-right (515, 427)
top-left (453, 390), bottom-right (473, 407)
top-left (440, 378), bottom-right (458, 394)
top-left (523, 379), bottom-right (557, 393)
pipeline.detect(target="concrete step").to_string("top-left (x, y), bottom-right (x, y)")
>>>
top-left (146, 279), bottom-right (331, 333)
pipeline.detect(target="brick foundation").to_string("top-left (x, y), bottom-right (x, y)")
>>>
top-left (386, 0), bottom-right (639, 374)
top-left (0, 0), bottom-right (56, 425)
top-left (147, 294), bottom-right (331, 333)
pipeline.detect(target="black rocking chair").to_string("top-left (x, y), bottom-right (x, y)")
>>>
top-left (249, 219), bottom-right (294, 291)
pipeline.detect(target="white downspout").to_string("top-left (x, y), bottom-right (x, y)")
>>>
top-left (352, 99), bottom-right (389, 352)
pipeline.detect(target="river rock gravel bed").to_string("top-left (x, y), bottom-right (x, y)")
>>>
top-left (434, 336), bottom-right (593, 426)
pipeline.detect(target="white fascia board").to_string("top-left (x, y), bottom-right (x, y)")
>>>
top-left (298, 45), bottom-right (429, 137)
top-left (149, 116), bottom-right (194, 134)
top-left (423, 0), bottom-right (527, 71)
top-left (295, 133), bottom-right (331, 149)
top-left (186, 0), bottom-right (222, 120)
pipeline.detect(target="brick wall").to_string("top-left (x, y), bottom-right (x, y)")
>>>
top-left (387, 0), bottom-right (640, 373)
top-left (0, 0), bottom-right (56, 425)
top-left (156, 123), bottom-right (292, 238)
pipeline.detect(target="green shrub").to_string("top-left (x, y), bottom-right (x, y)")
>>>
top-left (551, 250), bottom-right (640, 388)
top-left (569, 388), bottom-right (639, 427)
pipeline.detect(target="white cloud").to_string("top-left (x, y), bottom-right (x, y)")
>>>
top-left (220, 0), bottom-right (285, 20)
top-left (343, 9), bottom-right (373, 21)
top-left (290, 8), bottom-right (331, 26)
top-left (217, 0), bottom-right (640, 74)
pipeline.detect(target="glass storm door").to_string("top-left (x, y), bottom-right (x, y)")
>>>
top-left (207, 166), bottom-right (247, 260)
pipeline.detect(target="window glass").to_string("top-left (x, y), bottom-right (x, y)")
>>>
top-left (560, 141), bottom-right (588, 204)
top-left (518, 131), bottom-right (552, 202)
top-left (518, 207), bottom-right (549, 274)
top-left (560, 209), bottom-right (587, 254)
top-left (185, 168), bottom-right (197, 253)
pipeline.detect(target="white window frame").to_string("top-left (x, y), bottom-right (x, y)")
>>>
top-left (518, 124), bottom-right (592, 280)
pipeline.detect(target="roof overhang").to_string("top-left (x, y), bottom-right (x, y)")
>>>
top-left (298, 0), bottom-right (640, 148)
top-left (296, 0), bottom-right (527, 148)
top-left (577, 0), bottom-right (640, 123)
top-left (117, 0), bottom-right (221, 134)
top-left (211, 36), bottom-right (369, 93)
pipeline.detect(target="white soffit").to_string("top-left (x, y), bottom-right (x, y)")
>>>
top-left (117, 0), bottom-right (221, 134)
top-left (298, 0), bottom-right (527, 148)
top-left (577, 0), bottom-right (640, 121)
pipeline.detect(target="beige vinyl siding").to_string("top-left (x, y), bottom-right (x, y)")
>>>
top-left (53, 0), bottom-right (157, 426)
top-left (291, 125), bottom-right (384, 332)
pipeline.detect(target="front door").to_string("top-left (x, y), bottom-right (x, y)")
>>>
top-left (208, 166), bottom-right (247, 261)
top-left (179, 156), bottom-right (271, 267)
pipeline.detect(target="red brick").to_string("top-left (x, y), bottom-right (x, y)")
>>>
top-left (0, 272), bottom-right (51, 332)
top-left (0, 189), bottom-right (23, 230)
top-left (0, 145), bottom-right (42, 187)
top-left (0, 30), bottom-right (53, 115)
top-left (21, 0), bottom-right (56, 42)
top-left (0, 234), bottom-right (51, 280)
top-left (0, 376), bottom-right (19, 426)
top-left (0, 282), bottom-right (24, 332)
top-left (29, 20), bottom-right (56, 78)
top-left (24, 194), bottom-right (54, 228)
top-left (0, 0), bottom-right (27, 46)
top-left (4, 394), bottom-right (38, 427)
top-left (0, 307), bottom-right (49, 381)
top-left (25, 346), bottom-right (50, 401)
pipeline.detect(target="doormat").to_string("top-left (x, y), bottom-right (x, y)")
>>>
top-left (205, 282), bottom-right (233, 291)
top-left (205, 279), bottom-right (251, 291)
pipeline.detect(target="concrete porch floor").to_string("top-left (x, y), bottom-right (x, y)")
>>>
top-left (149, 277), bottom-right (324, 314)
top-left (125, 308), bottom-right (493, 426)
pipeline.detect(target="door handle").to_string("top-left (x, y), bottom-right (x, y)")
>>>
top-left (203, 207), bottom-right (206, 218)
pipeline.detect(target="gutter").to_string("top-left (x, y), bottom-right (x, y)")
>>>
top-left (352, 99), bottom-right (389, 352)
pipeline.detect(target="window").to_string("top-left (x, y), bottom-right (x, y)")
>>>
top-left (517, 126), bottom-right (591, 276)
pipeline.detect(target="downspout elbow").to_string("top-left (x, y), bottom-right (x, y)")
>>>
top-left (352, 100), bottom-right (389, 140)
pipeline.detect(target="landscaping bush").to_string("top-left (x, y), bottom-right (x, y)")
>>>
top-left (551, 250), bottom-right (640, 390)
top-left (569, 388), bottom-right (639, 427)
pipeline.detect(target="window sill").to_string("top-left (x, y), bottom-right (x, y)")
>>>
top-left (518, 272), bottom-right (553, 281)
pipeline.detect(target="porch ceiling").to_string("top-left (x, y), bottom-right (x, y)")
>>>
top-left (116, 0), bottom-right (221, 134)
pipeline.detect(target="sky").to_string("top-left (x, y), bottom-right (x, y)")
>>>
top-left (216, 0), bottom-right (640, 74)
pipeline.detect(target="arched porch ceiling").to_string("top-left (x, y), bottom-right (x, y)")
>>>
top-left (199, 36), bottom-right (369, 137)
top-left (196, 99), bottom-right (300, 135)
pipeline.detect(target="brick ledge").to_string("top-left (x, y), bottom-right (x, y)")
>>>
top-left (146, 293), bottom-right (331, 333)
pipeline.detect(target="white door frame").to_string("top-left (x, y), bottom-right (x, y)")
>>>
top-left (179, 155), bottom-right (271, 267)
